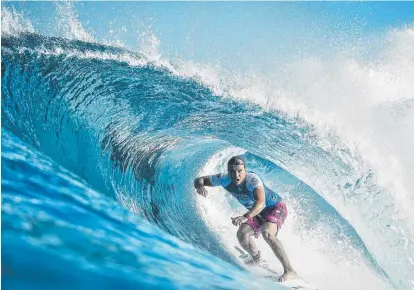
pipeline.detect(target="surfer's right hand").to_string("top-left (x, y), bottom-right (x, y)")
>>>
top-left (196, 186), bottom-right (208, 197)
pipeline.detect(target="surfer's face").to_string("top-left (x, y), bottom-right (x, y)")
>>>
top-left (228, 164), bottom-right (247, 185)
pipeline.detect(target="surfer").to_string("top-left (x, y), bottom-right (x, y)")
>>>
top-left (194, 156), bottom-right (297, 282)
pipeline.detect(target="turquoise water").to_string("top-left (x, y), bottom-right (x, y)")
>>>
top-left (2, 3), bottom-right (414, 289)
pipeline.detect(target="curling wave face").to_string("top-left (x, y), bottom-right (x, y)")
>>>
top-left (1, 31), bottom-right (410, 289)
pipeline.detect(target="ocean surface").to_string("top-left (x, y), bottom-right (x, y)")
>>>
top-left (2, 3), bottom-right (414, 290)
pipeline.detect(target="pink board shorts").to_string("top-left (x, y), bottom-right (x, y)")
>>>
top-left (246, 201), bottom-right (288, 238)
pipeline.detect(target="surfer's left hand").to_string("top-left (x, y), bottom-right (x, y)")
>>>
top-left (231, 216), bottom-right (248, 226)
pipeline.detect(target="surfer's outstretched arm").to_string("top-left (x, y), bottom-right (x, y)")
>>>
top-left (194, 176), bottom-right (213, 197)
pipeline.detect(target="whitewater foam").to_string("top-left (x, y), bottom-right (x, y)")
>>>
top-left (1, 7), bottom-right (35, 36)
top-left (55, 2), bottom-right (95, 43)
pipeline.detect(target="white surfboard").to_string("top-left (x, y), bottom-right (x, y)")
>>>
top-left (234, 246), bottom-right (319, 290)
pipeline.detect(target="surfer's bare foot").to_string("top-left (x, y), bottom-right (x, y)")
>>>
top-left (279, 270), bottom-right (297, 282)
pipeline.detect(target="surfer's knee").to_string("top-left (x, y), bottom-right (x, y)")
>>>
top-left (261, 222), bottom-right (278, 243)
top-left (237, 224), bottom-right (252, 240)
top-left (262, 229), bottom-right (277, 243)
top-left (262, 230), bottom-right (276, 242)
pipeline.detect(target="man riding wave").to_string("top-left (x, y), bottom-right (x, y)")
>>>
top-left (194, 156), bottom-right (297, 282)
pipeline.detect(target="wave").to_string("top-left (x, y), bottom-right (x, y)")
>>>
top-left (2, 31), bottom-right (404, 289)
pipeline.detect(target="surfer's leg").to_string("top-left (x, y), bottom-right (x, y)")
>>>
top-left (236, 223), bottom-right (259, 259)
top-left (261, 222), bottom-right (296, 282)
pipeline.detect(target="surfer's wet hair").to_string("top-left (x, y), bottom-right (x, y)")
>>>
top-left (227, 156), bottom-right (246, 168)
